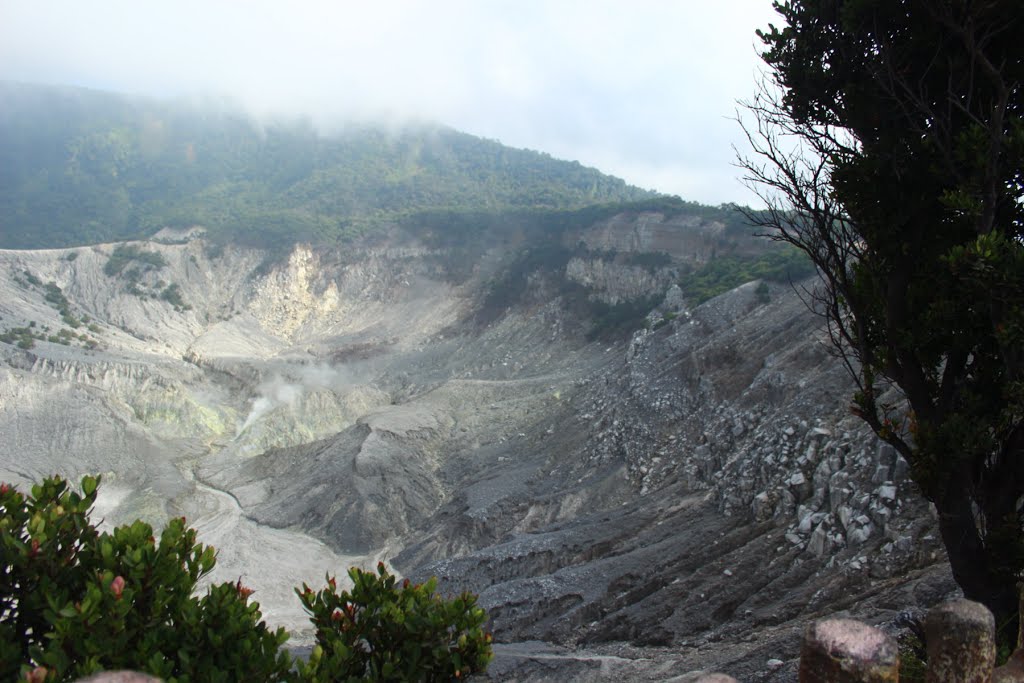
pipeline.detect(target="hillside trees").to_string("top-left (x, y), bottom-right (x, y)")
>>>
top-left (739, 0), bottom-right (1024, 631)
top-left (0, 83), bottom-right (652, 249)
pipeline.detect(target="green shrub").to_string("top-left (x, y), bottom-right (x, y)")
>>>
top-left (755, 280), bottom-right (770, 304)
top-left (104, 245), bottom-right (168, 277)
top-left (1, 326), bottom-right (39, 348)
top-left (296, 564), bottom-right (493, 682)
top-left (160, 283), bottom-right (191, 310)
top-left (0, 476), bottom-right (292, 682)
top-left (1, 477), bottom-right (494, 682)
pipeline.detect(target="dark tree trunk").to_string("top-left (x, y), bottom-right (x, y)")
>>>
top-left (936, 485), bottom-right (1020, 640)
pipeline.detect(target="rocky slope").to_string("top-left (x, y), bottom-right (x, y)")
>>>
top-left (0, 212), bottom-right (952, 680)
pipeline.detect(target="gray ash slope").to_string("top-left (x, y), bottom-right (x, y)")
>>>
top-left (0, 212), bottom-right (951, 681)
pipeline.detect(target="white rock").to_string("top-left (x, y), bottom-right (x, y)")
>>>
top-left (870, 505), bottom-right (892, 527)
top-left (808, 525), bottom-right (829, 556)
top-left (837, 505), bottom-right (853, 530)
top-left (893, 456), bottom-right (911, 482)
top-left (813, 459), bottom-right (833, 490)
top-left (830, 486), bottom-right (851, 512)
top-left (848, 524), bottom-right (873, 545)
top-left (871, 464), bottom-right (890, 485)
top-left (876, 484), bottom-right (897, 503)
top-left (752, 491), bottom-right (773, 521)
top-left (777, 488), bottom-right (797, 515)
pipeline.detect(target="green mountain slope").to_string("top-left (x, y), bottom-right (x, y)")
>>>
top-left (0, 82), bottom-right (654, 249)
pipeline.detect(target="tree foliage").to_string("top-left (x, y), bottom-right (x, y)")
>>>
top-left (1, 476), bottom-right (493, 682)
top-left (739, 0), bottom-right (1024, 631)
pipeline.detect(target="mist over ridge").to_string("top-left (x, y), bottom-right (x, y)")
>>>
top-left (0, 2), bottom-right (780, 206)
top-left (0, 81), bottom-right (679, 250)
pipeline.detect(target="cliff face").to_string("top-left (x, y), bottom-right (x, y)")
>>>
top-left (0, 214), bottom-right (950, 680)
top-left (577, 212), bottom-right (720, 258)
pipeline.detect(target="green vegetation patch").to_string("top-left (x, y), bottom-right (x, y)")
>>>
top-left (104, 244), bottom-right (168, 277)
top-left (160, 283), bottom-right (191, 310)
top-left (587, 292), bottom-right (665, 340)
top-left (102, 246), bottom-right (189, 306)
top-left (41, 281), bottom-right (83, 328)
top-left (0, 323), bottom-right (100, 351)
top-left (679, 246), bottom-right (815, 304)
top-left (5, 276), bottom-right (96, 339)
top-left (0, 326), bottom-right (40, 349)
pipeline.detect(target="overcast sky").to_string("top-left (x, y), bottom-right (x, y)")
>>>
top-left (0, 1), bottom-right (780, 206)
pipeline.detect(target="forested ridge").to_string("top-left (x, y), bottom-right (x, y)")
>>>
top-left (0, 82), bottom-right (660, 249)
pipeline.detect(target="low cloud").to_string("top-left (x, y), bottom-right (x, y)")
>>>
top-left (0, 1), bottom-right (777, 205)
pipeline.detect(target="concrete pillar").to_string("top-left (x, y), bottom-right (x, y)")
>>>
top-left (798, 618), bottom-right (899, 682)
top-left (925, 599), bottom-right (995, 683)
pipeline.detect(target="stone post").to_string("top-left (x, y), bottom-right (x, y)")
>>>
top-left (798, 618), bottom-right (899, 682)
top-left (924, 599), bottom-right (995, 683)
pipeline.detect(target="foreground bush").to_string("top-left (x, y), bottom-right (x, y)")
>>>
top-left (0, 476), bottom-right (292, 682)
top-left (296, 564), bottom-right (493, 682)
top-left (0, 476), bottom-right (492, 682)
